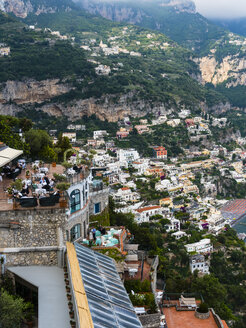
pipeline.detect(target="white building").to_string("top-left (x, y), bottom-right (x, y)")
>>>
top-left (185, 238), bottom-right (213, 254)
top-left (165, 218), bottom-right (180, 232)
top-left (172, 231), bottom-right (187, 240)
top-left (166, 119), bottom-right (181, 127)
top-left (189, 254), bottom-right (210, 274)
top-left (134, 205), bottom-right (162, 224)
top-left (117, 149), bottom-right (140, 168)
top-left (93, 130), bottom-right (108, 139)
top-left (113, 187), bottom-right (140, 203)
top-left (132, 160), bottom-right (149, 175)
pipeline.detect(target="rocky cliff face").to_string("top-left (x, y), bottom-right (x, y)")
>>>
top-left (76, 0), bottom-right (196, 24)
top-left (0, 80), bottom-right (72, 105)
top-left (0, 0), bottom-right (71, 18)
top-left (0, 79), bottom-right (231, 121)
top-left (199, 55), bottom-right (246, 86)
top-left (0, 82), bottom-right (176, 121)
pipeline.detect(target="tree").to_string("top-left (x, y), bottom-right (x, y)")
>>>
top-left (0, 289), bottom-right (33, 328)
top-left (191, 274), bottom-right (233, 320)
top-left (25, 129), bottom-right (52, 156)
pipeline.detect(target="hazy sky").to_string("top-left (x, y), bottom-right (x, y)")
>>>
top-left (194, 0), bottom-right (246, 19)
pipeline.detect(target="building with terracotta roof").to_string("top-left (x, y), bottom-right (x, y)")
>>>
top-left (113, 187), bottom-right (140, 203)
top-left (159, 197), bottom-right (173, 207)
top-left (134, 205), bottom-right (162, 223)
top-left (153, 146), bottom-right (167, 159)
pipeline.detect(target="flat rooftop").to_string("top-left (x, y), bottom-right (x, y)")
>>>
top-left (8, 266), bottom-right (70, 328)
top-left (164, 307), bottom-right (225, 328)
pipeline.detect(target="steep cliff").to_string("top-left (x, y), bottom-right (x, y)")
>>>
top-left (199, 55), bottom-right (246, 86)
top-left (0, 0), bottom-right (74, 18)
top-left (0, 80), bottom-right (72, 104)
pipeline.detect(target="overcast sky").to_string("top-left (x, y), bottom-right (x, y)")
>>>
top-left (194, 0), bottom-right (246, 19)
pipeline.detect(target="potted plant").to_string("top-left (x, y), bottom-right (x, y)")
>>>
top-left (11, 179), bottom-right (23, 209)
top-left (195, 302), bottom-right (210, 319)
top-left (11, 179), bottom-right (23, 192)
top-left (62, 162), bottom-right (73, 170)
top-left (26, 170), bottom-right (30, 178)
top-left (64, 272), bottom-right (68, 279)
top-left (64, 278), bottom-right (69, 286)
top-left (7, 187), bottom-right (13, 197)
top-left (57, 182), bottom-right (70, 208)
top-left (70, 320), bottom-right (76, 328)
top-left (66, 286), bottom-right (70, 293)
top-left (67, 293), bottom-right (72, 301)
top-left (69, 310), bottom-right (74, 319)
top-left (68, 301), bottom-right (73, 310)
top-left (53, 173), bottom-right (67, 182)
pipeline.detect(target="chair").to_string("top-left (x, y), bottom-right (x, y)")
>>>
top-left (39, 196), bottom-right (56, 207)
top-left (49, 193), bottom-right (60, 204)
top-left (20, 197), bottom-right (38, 208)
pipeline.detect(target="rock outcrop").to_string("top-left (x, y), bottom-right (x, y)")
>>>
top-left (0, 0), bottom-right (71, 18)
top-left (0, 79), bottom-right (72, 105)
top-left (199, 55), bottom-right (246, 86)
top-left (0, 79), bottom-right (232, 121)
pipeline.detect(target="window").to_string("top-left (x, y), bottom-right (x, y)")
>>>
top-left (70, 189), bottom-right (81, 214)
top-left (70, 224), bottom-right (81, 241)
top-left (94, 202), bottom-right (101, 214)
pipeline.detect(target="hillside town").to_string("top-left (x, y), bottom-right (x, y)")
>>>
top-left (1, 108), bottom-right (245, 328)
top-left (1, 1), bottom-right (246, 327)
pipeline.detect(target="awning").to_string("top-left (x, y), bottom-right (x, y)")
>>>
top-left (0, 147), bottom-right (23, 167)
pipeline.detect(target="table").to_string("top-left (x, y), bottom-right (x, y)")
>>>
top-left (39, 167), bottom-right (49, 174)
top-left (35, 188), bottom-right (47, 196)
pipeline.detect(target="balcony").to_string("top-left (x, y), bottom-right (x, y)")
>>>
top-left (0, 163), bottom-right (89, 212)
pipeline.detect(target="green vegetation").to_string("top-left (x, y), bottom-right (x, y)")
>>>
top-left (124, 279), bottom-right (151, 293)
top-left (89, 207), bottom-right (110, 227)
top-left (0, 289), bottom-right (34, 328)
top-left (116, 123), bottom-right (190, 157)
top-left (124, 279), bottom-right (156, 312)
top-left (97, 248), bottom-right (124, 262)
top-left (0, 12), bottom-right (94, 82)
top-left (75, 0), bottom-right (226, 54)
top-left (19, 8), bottom-right (226, 110)
top-left (197, 302), bottom-right (209, 313)
top-left (109, 197), bottom-right (246, 324)
top-left (0, 115), bottom-right (30, 153)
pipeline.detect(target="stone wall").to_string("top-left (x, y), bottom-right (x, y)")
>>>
top-left (139, 313), bottom-right (161, 328)
top-left (6, 250), bottom-right (58, 266)
top-left (0, 208), bottom-right (67, 267)
top-left (89, 188), bottom-right (109, 216)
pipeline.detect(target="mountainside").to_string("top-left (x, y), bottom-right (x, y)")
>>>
top-left (75, 0), bottom-right (225, 54)
top-left (0, 7), bottom-right (231, 122)
top-left (212, 17), bottom-right (246, 38)
top-left (71, 0), bottom-right (246, 109)
top-left (0, 0), bottom-right (75, 18)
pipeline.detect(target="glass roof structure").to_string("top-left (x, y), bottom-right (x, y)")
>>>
top-left (74, 242), bottom-right (143, 328)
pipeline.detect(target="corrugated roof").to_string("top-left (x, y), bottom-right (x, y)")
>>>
top-left (73, 242), bottom-right (143, 328)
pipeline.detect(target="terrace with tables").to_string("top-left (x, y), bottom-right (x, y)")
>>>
top-left (0, 158), bottom-right (88, 211)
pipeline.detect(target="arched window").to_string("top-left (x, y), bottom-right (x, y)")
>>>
top-left (70, 224), bottom-right (81, 241)
top-left (70, 189), bottom-right (81, 214)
